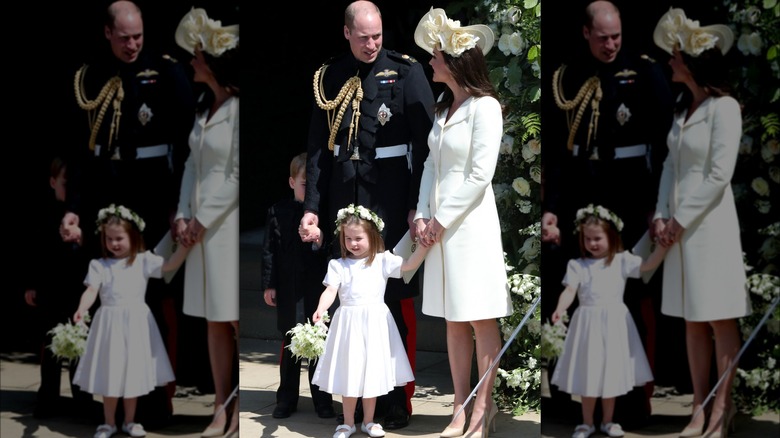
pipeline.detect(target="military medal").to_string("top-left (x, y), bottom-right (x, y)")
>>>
top-left (378, 103), bottom-right (392, 126)
top-left (138, 103), bottom-right (154, 126)
top-left (616, 103), bottom-right (631, 126)
top-left (350, 145), bottom-right (360, 160)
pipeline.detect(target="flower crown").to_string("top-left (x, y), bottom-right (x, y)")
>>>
top-left (653, 8), bottom-right (734, 57)
top-left (96, 204), bottom-right (145, 233)
top-left (175, 8), bottom-right (239, 57)
top-left (335, 204), bottom-right (384, 234)
top-left (574, 204), bottom-right (623, 233)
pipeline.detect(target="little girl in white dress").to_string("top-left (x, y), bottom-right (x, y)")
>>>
top-left (550, 205), bottom-right (667, 438)
top-left (72, 205), bottom-right (189, 438)
top-left (308, 204), bottom-right (428, 438)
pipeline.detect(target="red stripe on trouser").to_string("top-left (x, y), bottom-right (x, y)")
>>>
top-left (401, 298), bottom-right (416, 414)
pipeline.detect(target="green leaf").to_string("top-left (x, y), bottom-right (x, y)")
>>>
top-left (763, 0), bottom-right (777, 10)
top-left (524, 0), bottom-right (539, 9)
top-left (767, 44), bottom-right (778, 61)
top-left (527, 45), bottom-right (539, 61)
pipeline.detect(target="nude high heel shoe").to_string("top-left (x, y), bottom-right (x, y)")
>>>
top-left (464, 400), bottom-right (497, 438)
top-left (440, 405), bottom-right (471, 437)
top-left (703, 404), bottom-right (736, 438)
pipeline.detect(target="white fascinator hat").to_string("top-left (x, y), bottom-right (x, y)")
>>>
top-left (414, 7), bottom-right (494, 57)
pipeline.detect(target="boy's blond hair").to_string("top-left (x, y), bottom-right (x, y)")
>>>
top-left (290, 152), bottom-right (307, 178)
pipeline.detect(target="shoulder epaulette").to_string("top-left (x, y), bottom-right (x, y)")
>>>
top-left (387, 50), bottom-right (418, 65)
top-left (640, 54), bottom-right (657, 63)
top-left (162, 54), bottom-right (179, 63)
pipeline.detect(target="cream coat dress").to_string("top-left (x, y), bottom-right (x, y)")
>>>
top-left (415, 95), bottom-right (513, 322)
top-left (654, 96), bottom-right (750, 322)
top-left (176, 97), bottom-right (239, 322)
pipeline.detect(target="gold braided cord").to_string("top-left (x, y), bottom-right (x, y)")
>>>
top-left (552, 65), bottom-right (602, 152)
top-left (74, 65), bottom-right (125, 152)
top-left (313, 65), bottom-right (363, 152)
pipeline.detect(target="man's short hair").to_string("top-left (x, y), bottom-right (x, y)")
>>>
top-left (344, 1), bottom-right (381, 31)
top-left (582, 0), bottom-right (620, 29)
top-left (104, 0), bottom-right (142, 29)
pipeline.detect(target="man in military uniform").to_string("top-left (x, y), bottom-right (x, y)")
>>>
top-left (541, 0), bottom-right (674, 427)
top-left (62, 0), bottom-right (195, 428)
top-left (300, 0), bottom-right (434, 429)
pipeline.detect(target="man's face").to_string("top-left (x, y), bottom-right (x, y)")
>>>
top-left (583, 12), bottom-right (621, 64)
top-left (105, 11), bottom-right (144, 63)
top-left (344, 11), bottom-right (382, 64)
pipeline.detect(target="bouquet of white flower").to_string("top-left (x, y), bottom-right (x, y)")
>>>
top-left (541, 316), bottom-right (568, 362)
top-left (48, 312), bottom-right (91, 363)
top-left (286, 311), bottom-right (330, 362)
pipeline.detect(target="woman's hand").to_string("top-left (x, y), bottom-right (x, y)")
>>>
top-left (666, 217), bottom-right (685, 242)
top-left (413, 218), bottom-right (429, 247)
top-left (181, 218), bottom-right (206, 247)
top-left (422, 217), bottom-right (445, 246)
top-left (174, 218), bottom-right (188, 243)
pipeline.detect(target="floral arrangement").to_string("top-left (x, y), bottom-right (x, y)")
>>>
top-left (574, 204), bottom-right (624, 232)
top-left (452, 0), bottom-right (541, 414)
top-left (176, 8), bottom-right (239, 57)
top-left (334, 204), bottom-right (384, 233)
top-left (48, 312), bottom-right (90, 363)
top-left (96, 204), bottom-right (145, 233)
top-left (286, 311), bottom-right (330, 362)
top-left (541, 316), bottom-right (568, 362)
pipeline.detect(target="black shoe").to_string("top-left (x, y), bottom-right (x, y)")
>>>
top-left (336, 403), bottom-right (363, 424)
top-left (316, 404), bottom-right (336, 419)
top-left (272, 403), bottom-right (297, 419)
top-left (383, 405), bottom-right (410, 430)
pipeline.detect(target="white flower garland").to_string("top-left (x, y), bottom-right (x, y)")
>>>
top-left (286, 311), bottom-right (330, 362)
top-left (96, 204), bottom-right (145, 232)
top-left (574, 203), bottom-right (624, 232)
top-left (334, 204), bottom-right (385, 233)
top-left (48, 312), bottom-right (91, 363)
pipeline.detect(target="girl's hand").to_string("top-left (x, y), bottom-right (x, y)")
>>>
top-left (174, 218), bottom-right (189, 243)
top-left (414, 218), bottom-right (429, 247)
top-left (73, 309), bottom-right (85, 323)
top-left (551, 310), bottom-right (562, 324)
top-left (312, 309), bottom-right (325, 323)
top-left (653, 218), bottom-right (667, 244)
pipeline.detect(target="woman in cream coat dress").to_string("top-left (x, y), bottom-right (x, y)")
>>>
top-left (413, 8), bottom-right (512, 437)
top-left (174, 9), bottom-right (240, 437)
top-left (652, 9), bottom-right (750, 437)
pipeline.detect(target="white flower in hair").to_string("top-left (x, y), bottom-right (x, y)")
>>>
top-left (574, 203), bottom-right (624, 232)
top-left (335, 204), bottom-right (385, 233)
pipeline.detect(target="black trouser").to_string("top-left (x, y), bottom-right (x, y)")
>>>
top-left (277, 332), bottom-right (333, 409)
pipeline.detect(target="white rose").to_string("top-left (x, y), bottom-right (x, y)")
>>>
top-left (755, 199), bottom-right (771, 214)
top-left (752, 177), bottom-right (770, 197)
top-left (739, 135), bottom-right (753, 155)
top-left (205, 25), bottom-right (239, 57)
top-left (512, 177), bottom-right (531, 197)
top-left (449, 29), bottom-right (478, 56)
top-left (508, 32), bottom-right (525, 55)
top-left (737, 31), bottom-right (763, 56)
top-left (517, 199), bottom-right (532, 214)
top-left (769, 166), bottom-right (780, 184)
top-left (767, 139), bottom-right (780, 155)
top-left (521, 143), bottom-right (536, 162)
top-left (498, 33), bottom-right (512, 56)
top-left (528, 139), bottom-right (541, 154)
top-left (530, 165), bottom-right (542, 184)
top-left (500, 134), bottom-right (514, 155)
top-left (762, 144), bottom-right (776, 163)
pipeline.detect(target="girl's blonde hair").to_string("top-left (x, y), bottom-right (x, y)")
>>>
top-left (98, 216), bottom-right (145, 265)
top-left (337, 215), bottom-right (384, 266)
top-left (578, 215), bottom-right (622, 265)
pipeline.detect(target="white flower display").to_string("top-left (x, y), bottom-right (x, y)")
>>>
top-left (512, 177), bottom-right (531, 196)
top-left (286, 312), bottom-right (330, 362)
top-left (752, 177), bottom-right (771, 196)
top-left (739, 135), bottom-right (754, 155)
top-left (500, 134), bottom-right (515, 154)
top-left (541, 317), bottom-right (568, 361)
top-left (498, 32), bottom-right (525, 56)
top-left (762, 143), bottom-right (777, 163)
top-left (769, 166), bottom-right (780, 184)
top-left (48, 312), bottom-right (91, 362)
top-left (738, 31), bottom-right (763, 56)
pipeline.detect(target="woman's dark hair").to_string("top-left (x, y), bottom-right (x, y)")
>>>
top-left (434, 47), bottom-right (500, 116)
top-left (675, 47), bottom-right (732, 113)
top-left (196, 45), bottom-right (240, 113)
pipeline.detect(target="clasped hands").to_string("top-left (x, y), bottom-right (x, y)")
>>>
top-left (653, 217), bottom-right (684, 247)
top-left (175, 217), bottom-right (206, 248)
top-left (413, 216), bottom-right (443, 247)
